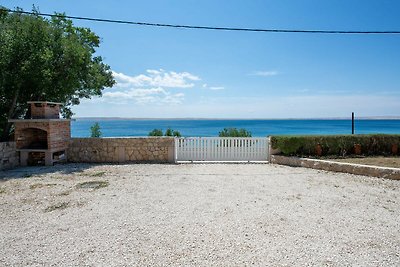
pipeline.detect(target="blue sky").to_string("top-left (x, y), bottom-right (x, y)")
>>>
top-left (4, 0), bottom-right (400, 118)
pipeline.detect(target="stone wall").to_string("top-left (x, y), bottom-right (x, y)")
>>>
top-left (268, 136), bottom-right (280, 162)
top-left (0, 142), bottom-right (19, 170)
top-left (68, 137), bottom-right (175, 163)
top-left (271, 155), bottom-right (400, 180)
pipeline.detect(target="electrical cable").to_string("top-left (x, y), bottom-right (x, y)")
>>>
top-left (4, 9), bottom-right (400, 35)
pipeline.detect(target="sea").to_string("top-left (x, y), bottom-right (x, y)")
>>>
top-left (72, 119), bottom-right (400, 137)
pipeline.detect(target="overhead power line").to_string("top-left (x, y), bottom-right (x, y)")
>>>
top-left (5, 9), bottom-right (400, 35)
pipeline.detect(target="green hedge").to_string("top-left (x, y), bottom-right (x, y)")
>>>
top-left (270, 134), bottom-right (400, 157)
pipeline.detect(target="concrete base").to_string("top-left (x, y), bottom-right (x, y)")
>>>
top-left (19, 149), bottom-right (67, 166)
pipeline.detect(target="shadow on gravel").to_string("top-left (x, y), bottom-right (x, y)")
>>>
top-left (0, 163), bottom-right (96, 180)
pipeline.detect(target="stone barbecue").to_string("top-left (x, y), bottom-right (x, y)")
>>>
top-left (9, 101), bottom-right (71, 166)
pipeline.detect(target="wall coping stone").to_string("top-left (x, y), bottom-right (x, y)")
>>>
top-left (271, 155), bottom-right (400, 180)
top-left (9, 119), bottom-right (72, 122)
top-left (72, 137), bottom-right (175, 139)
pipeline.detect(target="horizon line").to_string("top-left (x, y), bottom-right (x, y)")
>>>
top-left (73, 116), bottom-right (400, 120)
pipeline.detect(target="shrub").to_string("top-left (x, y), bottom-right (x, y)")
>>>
top-left (165, 128), bottom-right (182, 137)
top-left (90, 122), bottom-right (102, 138)
top-left (149, 128), bottom-right (181, 137)
top-left (270, 134), bottom-right (400, 157)
top-left (219, 128), bottom-right (252, 137)
top-left (172, 130), bottom-right (182, 137)
top-left (148, 129), bottom-right (163, 136)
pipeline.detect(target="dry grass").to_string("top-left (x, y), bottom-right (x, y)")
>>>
top-left (44, 202), bottom-right (69, 212)
top-left (80, 171), bottom-right (106, 177)
top-left (29, 183), bottom-right (57, 190)
top-left (76, 180), bottom-right (109, 190)
top-left (332, 157), bottom-right (400, 168)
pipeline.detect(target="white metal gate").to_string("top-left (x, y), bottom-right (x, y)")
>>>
top-left (175, 137), bottom-right (269, 162)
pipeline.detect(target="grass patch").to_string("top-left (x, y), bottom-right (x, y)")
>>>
top-left (58, 190), bottom-right (71, 196)
top-left (0, 187), bottom-right (5, 194)
top-left (383, 206), bottom-right (395, 213)
top-left (44, 202), bottom-right (69, 212)
top-left (80, 171), bottom-right (106, 177)
top-left (30, 183), bottom-right (57, 190)
top-left (76, 180), bottom-right (109, 190)
top-left (90, 171), bottom-right (106, 177)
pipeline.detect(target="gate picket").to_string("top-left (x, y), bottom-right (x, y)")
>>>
top-left (175, 137), bottom-right (268, 162)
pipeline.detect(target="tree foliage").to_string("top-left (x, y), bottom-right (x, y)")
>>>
top-left (148, 128), bottom-right (182, 137)
top-left (90, 122), bottom-right (102, 138)
top-left (148, 129), bottom-right (163, 137)
top-left (165, 128), bottom-right (181, 137)
top-left (0, 7), bottom-right (115, 140)
top-left (218, 128), bottom-right (252, 137)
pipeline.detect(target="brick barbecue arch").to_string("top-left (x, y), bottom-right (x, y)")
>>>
top-left (16, 128), bottom-right (48, 149)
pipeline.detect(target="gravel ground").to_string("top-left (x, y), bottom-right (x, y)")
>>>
top-left (0, 163), bottom-right (399, 266)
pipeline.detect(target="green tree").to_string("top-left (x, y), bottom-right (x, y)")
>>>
top-left (148, 128), bottom-right (181, 137)
top-left (148, 129), bottom-right (163, 136)
top-left (90, 122), bottom-right (102, 138)
top-left (165, 128), bottom-right (182, 137)
top-left (172, 130), bottom-right (182, 137)
top-left (218, 128), bottom-right (252, 137)
top-left (164, 128), bottom-right (174, 136)
top-left (0, 7), bottom-right (115, 140)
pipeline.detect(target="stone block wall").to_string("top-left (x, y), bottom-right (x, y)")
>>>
top-left (68, 137), bottom-right (175, 163)
top-left (270, 155), bottom-right (400, 180)
top-left (0, 142), bottom-right (19, 170)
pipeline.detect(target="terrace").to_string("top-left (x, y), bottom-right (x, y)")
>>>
top-left (0, 163), bottom-right (399, 266)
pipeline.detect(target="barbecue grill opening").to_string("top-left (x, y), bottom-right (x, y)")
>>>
top-left (19, 128), bottom-right (48, 149)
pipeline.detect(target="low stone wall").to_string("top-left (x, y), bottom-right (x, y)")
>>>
top-left (68, 137), bottom-right (175, 163)
top-left (271, 155), bottom-right (400, 180)
top-left (0, 142), bottom-right (19, 170)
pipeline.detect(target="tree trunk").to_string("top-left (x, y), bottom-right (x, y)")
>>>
top-left (0, 90), bottom-right (19, 141)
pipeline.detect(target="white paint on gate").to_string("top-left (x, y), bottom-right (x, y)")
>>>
top-left (175, 137), bottom-right (269, 162)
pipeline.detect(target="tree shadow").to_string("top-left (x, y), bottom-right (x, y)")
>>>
top-left (0, 163), bottom-right (96, 180)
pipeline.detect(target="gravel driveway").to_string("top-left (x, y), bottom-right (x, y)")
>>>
top-left (0, 163), bottom-right (399, 266)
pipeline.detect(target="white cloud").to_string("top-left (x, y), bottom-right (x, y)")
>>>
top-left (75, 94), bottom-right (400, 118)
top-left (87, 69), bottom-right (227, 108)
top-left (104, 88), bottom-right (167, 98)
top-left (202, 84), bottom-right (225, 90)
top-left (162, 93), bottom-right (185, 104)
top-left (249, 71), bottom-right (280, 76)
top-left (103, 69), bottom-right (204, 105)
top-left (112, 69), bottom-right (200, 88)
top-left (293, 88), bottom-right (310, 93)
top-left (209, 86), bottom-right (225, 90)
top-left (103, 87), bottom-right (184, 105)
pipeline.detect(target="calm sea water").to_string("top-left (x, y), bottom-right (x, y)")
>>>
top-left (71, 119), bottom-right (400, 137)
